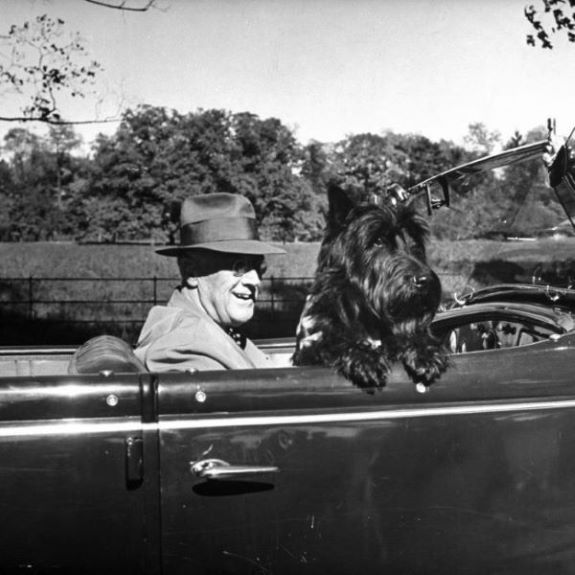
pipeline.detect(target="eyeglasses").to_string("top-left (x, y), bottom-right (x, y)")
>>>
top-left (231, 256), bottom-right (267, 278)
top-left (184, 253), bottom-right (267, 278)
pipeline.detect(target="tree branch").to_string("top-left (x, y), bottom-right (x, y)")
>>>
top-left (0, 115), bottom-right (120, 125)
top-left (83, 0), bottom-right (157, 11)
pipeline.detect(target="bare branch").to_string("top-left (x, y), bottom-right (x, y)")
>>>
top-left (0, 15), bottom-right (104, 123)
top-left (83, 0), bottom-right (157, 11)
top-left (0, 115), bottom-right (120, 125)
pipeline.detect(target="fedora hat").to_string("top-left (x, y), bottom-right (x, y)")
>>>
top-left (156, 193), bottom-right (286, 256)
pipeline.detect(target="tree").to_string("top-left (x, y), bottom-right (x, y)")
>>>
top-left (463, 122), bottom-right (501, 155)
top-left (80, 106), bottom-right (323, 243)
top-left (0, 14), bottom-right (103, 124)
top-left (327, 133), bottom-right (409, 204)
top-left (499, 127), bottom-right (564, 232)
top-left (428, 124), bottom-right (559, 240)
top-left (389, 132), bottom-right (470, 189)
top-left (1, 125), bottom-right (86, 240)
top-left (525, 0), bottom-right (575, 49)
top-left (48, 124), bottom-right (83, 209)
top-left (78, 106), bottom-right (177, 242)
top-left (83, 0), bottom-right (158, 11)
top-left (230, 112), bottom-right (322, 241)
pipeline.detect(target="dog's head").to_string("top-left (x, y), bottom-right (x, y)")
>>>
top-left (317, 183), bottom-right (442, 336)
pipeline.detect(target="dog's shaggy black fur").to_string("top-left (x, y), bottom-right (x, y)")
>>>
top-left (292, 184), bottom-right (449, 391)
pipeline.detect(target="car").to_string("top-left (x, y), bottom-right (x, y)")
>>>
top-left (451, 282), bottom-right (575, 313)
top-left (3, 139), bottom-right (575, 574)
top-left (433, 299), bottom-right (573, 351)
top-left (2, 322), bottom-right (575, 574)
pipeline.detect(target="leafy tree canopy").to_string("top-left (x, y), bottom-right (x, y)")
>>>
top-left (0, 112), bottom-right (558, 244)
top-left (81, 106), bottom-right (321, 243)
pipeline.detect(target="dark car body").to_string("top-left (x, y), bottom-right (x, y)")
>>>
top-left (2, 296), bottom-right (575, 574)
top-left (433, 299), bottom-right (573, 351)
top-left (453, 283), bottom-right (575, 311)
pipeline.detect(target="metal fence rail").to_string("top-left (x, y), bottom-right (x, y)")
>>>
top-left (0, 273), bottom-right (464, 345)
top-left (0, 276), bottom-right (315, 345)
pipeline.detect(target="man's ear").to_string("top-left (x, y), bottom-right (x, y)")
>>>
top-left (326, 182), bottom-right (355, 232)
top-left (185, 277), bottom-right (198, 288)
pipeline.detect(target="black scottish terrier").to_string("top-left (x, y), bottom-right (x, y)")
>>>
top-left (293, 184), bottom-right (449, 391)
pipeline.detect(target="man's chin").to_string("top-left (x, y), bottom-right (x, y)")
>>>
top-left (229, 309), bottom-right (255, 326)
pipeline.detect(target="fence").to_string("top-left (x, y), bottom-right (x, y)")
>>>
top-left (0, 276), bottom-right (315, 345)
top-left (0, 271), bottom-right (475, 346)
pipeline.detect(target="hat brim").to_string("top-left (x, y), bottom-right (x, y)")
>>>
top-left (156, 239), bottom-right (286, 257)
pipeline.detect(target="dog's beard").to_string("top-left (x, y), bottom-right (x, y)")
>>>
top-left (360, 257), bottom-right (442, 335)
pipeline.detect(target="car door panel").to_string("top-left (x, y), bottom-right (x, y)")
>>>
top-left (158, 336), bottom-right (575, 574)
top-left (0, 373), bottom-right (160, 574)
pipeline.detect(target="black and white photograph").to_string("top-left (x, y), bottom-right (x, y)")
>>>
top-left (1, 0), bottom-right (575, 572)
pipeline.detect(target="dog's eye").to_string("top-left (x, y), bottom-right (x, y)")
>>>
top-left (373, 236), bottom-right (386, 247)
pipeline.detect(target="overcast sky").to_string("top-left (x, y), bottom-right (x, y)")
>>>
top-left (2, 0), bottom-right (575, 148)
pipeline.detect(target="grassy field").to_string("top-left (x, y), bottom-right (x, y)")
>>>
top-left (0, 241), bottom-right (320, 278)
top-left (1, 237), bottom-right (574, 277)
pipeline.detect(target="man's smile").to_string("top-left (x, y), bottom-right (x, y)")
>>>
top-left (233, 291), bottom-right (255, 302)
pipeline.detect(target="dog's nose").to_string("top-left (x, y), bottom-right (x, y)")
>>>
top-left (412, 274), bottom-right (430, 289)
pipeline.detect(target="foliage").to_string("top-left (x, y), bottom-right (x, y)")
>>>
top-left (78, 106), bottom-right (323, 243)
top-left (498, 126), bottom-right (564, 233)
top-left (326, 133), bottom-right (405, 203)
top-left (463, 122), bottom-right (501, 155)
top-left (525, 0), bottom-right (575, 48)
top-left (0, 111), bottom-right (562, 244)
top-left (0, 15), bottom-right (102, 123)
top-left (0, 125), bottom-right (86, 240)
top-left (324, 131), bottom-right (475, 211)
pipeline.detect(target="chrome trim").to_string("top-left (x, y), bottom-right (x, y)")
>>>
top-left (159, 399), bottom-right (575, 430)
top-left (190, 458), bottom-right (279, 479)
top-left (0, 418), bottom-right (144, 438)
top-left (0, 398), bottom-right (574, 438)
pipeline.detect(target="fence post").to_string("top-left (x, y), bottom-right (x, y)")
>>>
top-left (28, 275), bottom-right (33, 320)
top-left (153, 275), bottom-right (158, 305)
top-left (270, 275), bottom-right (275, 321)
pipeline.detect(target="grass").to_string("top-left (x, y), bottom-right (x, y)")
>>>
top-left (2, 238), bottom-right (574, 278)
top-left (0, 241), bottom-right (319, 278)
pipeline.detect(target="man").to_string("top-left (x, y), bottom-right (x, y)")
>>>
top-left (135, 193), bottom-right (285, 372)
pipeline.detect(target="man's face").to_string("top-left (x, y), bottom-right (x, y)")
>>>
top-left (195, 254), bottom-right (266, 327)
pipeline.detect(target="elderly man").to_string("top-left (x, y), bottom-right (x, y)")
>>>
top-left (135, 193), bottom-right (285, 372)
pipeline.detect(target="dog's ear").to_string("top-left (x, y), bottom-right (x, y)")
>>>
top-left (327, 183), bottom-right (355, 231)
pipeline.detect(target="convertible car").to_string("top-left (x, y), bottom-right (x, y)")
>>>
top-left (2, 137), bottom-right (575, 574)
top-left (1, 305), bottom-right (575, 575)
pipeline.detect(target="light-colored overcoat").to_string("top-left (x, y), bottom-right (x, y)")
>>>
top-left (135, 287), bottom-right (275, 372)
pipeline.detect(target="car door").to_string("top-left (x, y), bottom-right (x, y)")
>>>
top-left (158, 334), bottom-right (575, 574)
top-left (0, 372), bottom-right (160, 574)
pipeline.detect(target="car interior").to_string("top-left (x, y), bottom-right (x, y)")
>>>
top-left (441, 320), bottom-right (561, 353)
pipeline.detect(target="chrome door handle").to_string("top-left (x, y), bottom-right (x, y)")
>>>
top-left (190, 458), bottom-right (279, 480)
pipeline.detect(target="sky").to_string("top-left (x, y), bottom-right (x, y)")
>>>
top-left (2, 0), bottom-right (575, 149)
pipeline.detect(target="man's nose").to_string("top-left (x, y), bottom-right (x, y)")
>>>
top-left (241, 269), bottom-right (261, 286)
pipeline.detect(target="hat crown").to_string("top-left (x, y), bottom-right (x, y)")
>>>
top-left (181, 193), bottom-right (255, 225)
top-left (156, 193), bottom-right (286, 257)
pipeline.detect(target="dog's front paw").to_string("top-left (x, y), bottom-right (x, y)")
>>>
top-left (403, 350), bottom-right (449, 386)
top-left (336, 346), bottom-right (392, 392)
